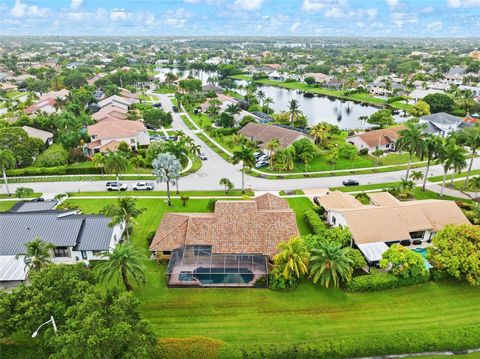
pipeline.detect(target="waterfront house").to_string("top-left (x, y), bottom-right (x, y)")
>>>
top-left (418, 112), bottom-right (470, 137)
top-left (347, 125), bottom-right (405, 154)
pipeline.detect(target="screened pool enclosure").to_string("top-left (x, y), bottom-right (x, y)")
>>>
top-left (166, 245), bottom-right (268, 287)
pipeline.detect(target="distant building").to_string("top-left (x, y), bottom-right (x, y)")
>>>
top-left (470, 50), bottom-right (480, 61)
top-left (419, 112), bottom-right (470, 137)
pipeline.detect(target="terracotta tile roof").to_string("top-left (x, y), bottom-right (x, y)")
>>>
top-left (39, 89), bottom-right (69, 101)
top-left (150, 195), bottom-right (299, 257)
top-left (24, 98), bottom-right (55, 114)
top-left (239, 122), bottom-right (308, 149)
top-left (21, 126), bottom-right (53, 142)
top-left (367, 192), bottom-right (400, 207)
top-left (91, 105), bottom-right (128, 122)
top-left (348, 125), bottom-right (405, 147)
top-left (87, 140), bottom-right (120, 153)
top-left (316, 191), bottom-right (363, 211)
top-left (87, 119), bottom-right (146, 140)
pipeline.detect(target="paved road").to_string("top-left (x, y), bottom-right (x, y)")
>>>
top-left (3, 93), bottom-right (480, 194)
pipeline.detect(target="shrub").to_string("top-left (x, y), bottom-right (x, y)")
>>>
top-left (207, 199), bottom-right (218, 212)
top-left (15, 187), bottom-right (34, 198)
top-left (268, 267), bottom-right (298, 290)
top-left (359, 148), bottom-right (369, 156)
top-left (345, 270), bottom-right (429, 292)
top-left (145, 231), bottom-right (156, 246)
top-left (345, 247), bottom-right (367, 269)
top-left (157, 336), bottom-right (225, 359)
top-left (303, 209), bottom-right (326, 234)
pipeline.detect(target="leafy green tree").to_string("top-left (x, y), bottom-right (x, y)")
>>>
top-left (15, 187), bottom-right (34, 198)
top-left (469, 176), bottom-right (480, 197)
top-left (101, 197), bottom-right (145, 242)
top-left (0, 149), bottom-right (15, 196)
top-left (104, 150), bottom-right (129, 187)
top-left (16, 237), bottom-right (55, 273)
top-left (152, 152), bottom-right (181, 206)
top-left (409, 100), bottom-right (431, 117)
top-left (232, 145), bottom-right (255, 194)
top-left (92, 152), bottom-right (105, 174)
top-left (310, 122), bottom-right (329, 145)
top-left (292, 138), bottom-right (317, 163)
top-left (372, 148), bottom-right (384, 167)
top-left (219, 177), bottom-right (234, 194)
top-left (130, 155), bottom-right (145, 170)
top-left (34, 144), bottom-right (69, 167)
top-left (326, 147), bottom-right (339, 170)
top-left (380, 244), bottom-right (428, 279)
top-left (179, 78), bottom-right (202, 92)
top-left (437, 141), bottom-right (467, 196)
top-left (180, 195), bottom-right (190, 206)
top-left (0, 127), bottom-right (44, 166)
top-left (339, 143), bottom-right (358, 168)
top-left (345, 247), bottom-right (367, 270)
top-left (266, 138), bottom-right (280, 166)
top-left (273, 237), bottom-right (310, 281)
top-left (423, 93), bottom-right (455, 113)
top-left (304, 76), bottom-right (316, 85)
top-left (397, 123), bottom-right (426, 180)
top-left (309, 241), bottom-right (353, 288)
top-left (367, 109), bottom-right (395, 128)
top-left (63, 70), bottom-right (87, 89)
top-left (429, 224), bottom-right (480, 285)
top-left (95, 243), bottom-right (146, 291)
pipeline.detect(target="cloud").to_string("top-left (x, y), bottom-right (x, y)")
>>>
top-left (385, 0), bottom-right (400, 8)
top-left (301, 0), bottom-right (345, 12)
top-left (392, 11), bottom-right (418, 28)
top-left (448, 0), bottom-right (480, 7)
top-left (290, 21), bottom-right (300, 32)
top-left (427, 20), bottom-right (443, 31)
top-left (163, 8), bottom-right (192, 28)
top-left (70, 0), bottom-right (84, 10)
top-left (110, 8), bottom-right (130, 22)
top-left (10, 0), bottom-right (49, 18)
top-left (365, 8), bottom-right (378, 18)
top-left (233, 0), bottom-right (264, 11)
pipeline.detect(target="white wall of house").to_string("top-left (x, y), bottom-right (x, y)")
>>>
top-left (347, 136), bottom-right (395, 154)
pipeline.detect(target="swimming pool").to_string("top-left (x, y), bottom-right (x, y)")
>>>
top-left (412, 248), bottom-right (432, 269)
top-left (193, 267), bottom-right (254, 285)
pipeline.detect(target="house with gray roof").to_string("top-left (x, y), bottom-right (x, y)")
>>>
top-left (418, 112), bottom-right (469, 138)
top-left (0, 209), bottom-right (124, 288)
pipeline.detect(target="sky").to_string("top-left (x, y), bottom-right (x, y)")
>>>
top-left (0, 0), bottom-right (480, 37)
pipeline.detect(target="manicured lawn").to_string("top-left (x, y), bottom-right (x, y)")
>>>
top-left (286, 197), bottom-right (313, 235)
top-left (429, 169), bottom-right (480, 183)
top-left (331, 181), bottom-right (401, 192)
top-left (403, 354), bottom-right (480, 359)
top-left (68, 189), bottom-right (253, 197)
top-left (0, 200), bottom-right (17, 211)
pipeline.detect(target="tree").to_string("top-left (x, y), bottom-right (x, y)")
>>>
top-left (421, 134), bottom-right (443, 191)
top-left (287, 99), bottom-right (301, 125)
top-left (372, 149), bottom-right (384, 168)
top-left (34, 144), bottom-right (69, 167)
top-left (457, 126), bottom-right (480, 190)
top-left (15, 187), bottom-right (34, 198)
top-left (92, 152), bottom-right (105, 174)
top-left (219, 177), bottom-right (234, 194)
top-left (95, 243), bottom-right (146, 291)
top-left (0, 127), bottom-right (44, 167)
top-left (152, 152), bottom-right (181, 206)
top-left (380, 244), bottom-right (428, 279)
top-left (104, 151), bottom-right (129, 188)
top-left (339, 143), bottom-right (358, 168)
top-left (263, 97), bottom-right (273, 114)
top-left (301, 151), bottom-right (314, 172)
top-left (410, 170), bottom-right (424, 182)
top-left (266, 138), bottom-right (280, 166)
top-left (367, 109), bottom-right (395, 128)
top-left (130, 155), bottom-right (145, 170)
top-left (326, 147), bottom-right (339, 170)
top-left (345, 247), bottom-right (367, 270)
top-left (232, 145), bottom-right (255, 194)
top-left (17, 237), bottom-right (55, 273)
top-left (469, 176), bottom-right (480, 197)
top-left (309, 241), bottom-right (353, 288)
top-left (396, 123), bottom-right (426, 181)
top-left (101, 197), bottom-right (145, 242)
top-left (0, 149), bottom-right (15, 196)
top-left (310, 122), bottom-right (329, 145)
top-left (437, 141), bottom-right (467, 196)
top-left (273, 237), bottom-right (310, 281)
top-left (292, 138), bottom-right (317, 163)
top-left (409, 100), bottom-right (431, 117)
top-left (304, 76), bottom-right (316, 85)
top-left (180, 195), bottom-right (190, 206)
top-left (423, 93), bottom-right (455, 113)
top-left (429, 224), bottom-right (480, 285)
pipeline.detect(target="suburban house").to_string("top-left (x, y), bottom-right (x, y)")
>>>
top-left (408, 88), bottom-right (444, 102)
top-left (91, 105), bottom-right (128, 122)
top-left (98, 95), bottom-right (139, 111)
top-left (444, 66), bottom-right (467, 85)
top-left (200, 94), bottom-right (239, 113)
top-left (418, 112), bottom-right (470, 137)
top-left (0, 202), bottom-right (124, 289)
top-left (347, 125), bottom-right (405, 154)
top-left (149, 193), bottom-right (299, 287)
top-left (302, 72), bottom-right (332, 84)
top-left (316, 191), bottom-right (470, 264)
top-left (22, 126), bottom-right (54, 146)
top-left (38, 89), bottom-right (70, 102)
top-left (24, 89), bottom-right (70, 115)
top-left (86, 118), bottom-right (150, 154)
top-left (239, 122), bottom-right (310, 152)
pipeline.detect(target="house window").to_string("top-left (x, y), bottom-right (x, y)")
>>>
top-left (409, 231), bottom-right (424, 239)
top-left (53, 247), bottom-right (69, 257)
top-left (81, 251), bottom-right (87, 260)
top-left (386, 144), bottom-right (390, 148)
top-left (332, 216), bottom-right (336, 225)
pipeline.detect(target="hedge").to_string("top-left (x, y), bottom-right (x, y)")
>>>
top-left (7, 166), bottom-right (103, 176)
top-left (303, 209), bottom-right (326, 234)
top-left (157, 336), bottom-right (225, 359)
top-left (218, 325), bottom-right (480, 359)
top-left (345, 271), bottom-right (429, 292)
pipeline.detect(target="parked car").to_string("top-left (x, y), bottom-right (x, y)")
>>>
top-left (199, 152), bottom-right (208, 160)
top-left (253, 151), bottom-right (264, 160)
top-left (153, 102), bottom-right (162, 108)
top-left (133, 182), bottom-right (155, 191)
top-left (106, 182), bottom-right (128, 191)
top-left (31, 197), bottom-right (45, 202)
top-left (168, 136), bottom-right (178, 141)
top-left (145, 124), bottom-right (157, 130)
top-left (342, 179), bottom-right (359, 186)
top-left (257, 154), bottom-right (270, 162)
top-left (172, 105), bottom-right (179, 112)
top-left (255, 160), bottom-right (269, 168)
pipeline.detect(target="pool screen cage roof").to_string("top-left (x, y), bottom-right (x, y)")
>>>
top-left (166, 245), bottom-right (268, 276)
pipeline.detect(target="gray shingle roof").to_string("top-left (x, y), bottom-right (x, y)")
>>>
top-left (420, 112), bottom-right (463, 125)
top-left (73, 216), bottom-right (114, 251)
top-left (10, 200), bottom-right (58, 213)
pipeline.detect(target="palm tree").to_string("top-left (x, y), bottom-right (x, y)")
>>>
top-left (152, 153), bottom-right (182, 206)
top-left (263, 97), bottom-right (273, 114)
top-left (410, 170), bottom-right (424, 182)
top-left (190, 143), bottom-right (202, 157)
top-left (437, 141), bottom-right (467, 196)
top-left (92, 152), bottom-right (105, 174)
top-left (273, 237), bottom-right (310, 281)
top-left (219, 177), bottom-right (234, 194)
top-left (458, 126), bottom-right (480, 189)
top-left (310, 123), bottom-right (328, 145)
top-left (396, 123), bottom-right (426, 181)
top-left (232, 145), bottom-right (255, 194)
top-left (287, 99), bottom-right (301, 125)
top-left (104, 151), bottom-right (129, 189)
top-left (420, 135), bottom-right (443, 191)
top-left (372, 149), bottom-right (384, 168)
top-left (129, 155), bottom-right (145, 170)
top-left (53, 96), bottom-right (67, 112)
top-left (301, 152), bottom-right (314, 172)
top-left (95, 243), bottom-right (146, 291)
top-left (17, 237), bottom-right (55, 273)
top-left (101, 197), bottom-right (145, 241)
top-left (469, 176), bottom-right (480, 197)
top-left (0, 149), bottom-right (16, 196)
top-left (309, 242), bottom-right (353, 289)
top-left (256, 90), bottom-right (265, 108)
top-left (265, 138), bottom-right (280, 166)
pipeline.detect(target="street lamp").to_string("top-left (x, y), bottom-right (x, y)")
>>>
top-left (32, 316), bottom-right (57, 338)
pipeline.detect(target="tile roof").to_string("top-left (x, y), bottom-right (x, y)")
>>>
top-left (87, 119), bottom-right (146, 140)
top-left (150, 194), bottom-right (298, 257)
top-left (239, 122), bottom-right (308, 149)
top-left (91, 105), bottom-right (128, 122)
top-left (21, 126), bottom-right (53, 142)
top-left (348, 125), bottom-right (405, 148)
top-left (24, 98), bottom-right (55, 114)
top-left (316, 191), bottom-right (363, 211)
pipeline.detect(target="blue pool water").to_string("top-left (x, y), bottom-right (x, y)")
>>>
top-left (193, 267), bottom-right (254, 285)
top-left (412, 248), bottom-right (432, 269)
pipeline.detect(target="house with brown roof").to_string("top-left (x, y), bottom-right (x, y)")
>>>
top-left (150, 194), bottom-right (299, 287)
top-left (239, 122), bottom-right (310, 151)
top-left (316, 191), bottom-right (470, 264)
top-left (91, 105), bottom-right (128, 122)
top-left (347, 125), bottom-right (405, 154)
top-left (86, 118), bottom-right (149, 154)
top-left (22, 126), bottom-right (53, 146)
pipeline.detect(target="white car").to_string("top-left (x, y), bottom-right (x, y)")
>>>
top-left (255, 160), bottom-right (269, 168)
top-left (133, 182), bottom-right (155, 191)
top-left (257, 154), bottom-right (270, 162)
top-left (106, 182), bottom-right (128, 191)
top-left (199, 152), bottom-right (208, 160)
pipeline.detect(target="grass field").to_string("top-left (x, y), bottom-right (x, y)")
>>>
top-left (0, 200), bottom-right (17, 211)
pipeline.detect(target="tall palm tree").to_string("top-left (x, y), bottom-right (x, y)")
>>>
top-left (396, 123), bottom-right (426, 181)
top-left (469, 176), bottom-right (480, 197)
top-left (95, 243), bottom-right (146, 291)
top-left (17, 237), bottom-right (55, 273)
top-left (265, 138), bottom-right (280, 166)
top-left (458, 126), bottom-right (480, 189)
top-left (288, 99), bottom-right (301, 125)
top-left (256, 90), bottom-right (265, 108)
top-left (0, 149), bottom-right (16, 196)
top-left (92, 152), bottom-right (105, 174)
top-left (310, 122), bottom-right (328, 145)
top-left (104, 151), bottom-right (129, 189)
top-left (309, 242), bottom-right (353, 289)
top-left (152, 153), bottom-right (182, 206)
top-left (232, 145), bottom-right (255, 194)
top-left (263, 97), bottom-right (273, 114)
top-left (273, 237), bottom-right (310, 281)
top-left (437, 141), bottom-right (467, 196)
top-left (420, 135), bottom-right (443, 191)
top-left (101, 197), bottom-right (145, 242)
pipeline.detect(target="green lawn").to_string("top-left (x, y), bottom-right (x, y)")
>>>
top-left (286, 197), bottom-right (313, 235)
top-left (0, 200), bottom-right (17, 211)
top-left (429, 169), bottom-right (480, 183)
top-left (331, 181), bottom-right (402, 192)
top-left (69, 189), bottom-right (253, 197)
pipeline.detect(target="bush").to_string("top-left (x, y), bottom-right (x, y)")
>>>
top-left (157, 336), bottom-right (225, 359)
top-left (207, 199), bottom-right (218, 212)
top-left (146, 231), bottom-right (156, 246)
top-left (7, 165), bottom-right (103, 176)
top-left (359, 148), bottom-right (368, 156)
top-left (345, 270), bottom-right (429, 292)
top-left (345, 247), bottom-right (367, 269)
top-left (304, 209), bottom-right (326, 234)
